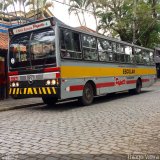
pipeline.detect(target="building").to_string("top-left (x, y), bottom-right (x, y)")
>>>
top-left (0, 22), bottom-right (9, 99)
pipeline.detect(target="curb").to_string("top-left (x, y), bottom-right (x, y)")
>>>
top-left (0, 102), bottom-right (44, 112)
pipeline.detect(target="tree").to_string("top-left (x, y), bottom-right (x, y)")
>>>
top-left (25, 0), bottom-right (53, 20)
top-left (0, 2), bottom-right (4, 20)
top-left (69, 0), bottom-right (93, 26)
top-left (69, 0), bottom-right (99, 32)
top-left (97, 0), bottom-right (160, 48)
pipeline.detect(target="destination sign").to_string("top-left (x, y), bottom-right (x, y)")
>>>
top-left (13, 20), bottom-right (51, 35)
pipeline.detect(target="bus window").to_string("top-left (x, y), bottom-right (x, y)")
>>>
top-left (135, 48), bottom-right (143, 64)
top-left (125, 46), bottom-right (132, 63)
top-left (150, 51), bottom-right (155, 65)
top-left (118, 44), bottom-right (125, 63)
top-left (112, 42), bottom-right (119, 62)
top-left (142, 50), bottom-right (150, 65)
top-left (10, 34), bottom-right (30, 68)
top-left (98, 39), bottom-right (112, 62)
top-left (60, 29), bottom-right (72, 50)
top-left (98, 40), bottom-right (107, 62)
top-left (30, 30), bottom-right (55, 59)
top-left (117, 44), bottom-right (124, 53)
top-left (100, 39), bottom-right (112, 51)
top-left (60, 29), bottom-right (82, 59)
top-left (82, 34), bottom-right (98, 61)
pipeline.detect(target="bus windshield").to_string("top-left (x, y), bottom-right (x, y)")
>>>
top-left (9, 28), bottom-right (56, 69)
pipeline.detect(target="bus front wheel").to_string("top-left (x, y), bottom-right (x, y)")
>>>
top-left (42, 97), bottom-right (58, 106)
top-left (129, 79), bottom-right (142, 94)
top-left (80, 83), bottom-right (94, 106)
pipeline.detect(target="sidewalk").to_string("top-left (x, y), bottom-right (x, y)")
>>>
top-left (0, 97), bottom-right (43, 112)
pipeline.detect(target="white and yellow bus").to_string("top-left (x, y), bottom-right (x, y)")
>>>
top-left (8, 17), bottom-right (156, 105)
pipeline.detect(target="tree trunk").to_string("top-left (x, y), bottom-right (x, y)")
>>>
top-left (152, 0), bottom-right (157, 18)
top-left (33, 0), bottom-right (36, 20)
top-left (82, 10), bottom-right (86, 26)
top-left (22, 0), bottom-right (27, 23)
top-left (76, 10), bottom-right (82, 26)
top-left (12, 0), bottom-right (20, 24)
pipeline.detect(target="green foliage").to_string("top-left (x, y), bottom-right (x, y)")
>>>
top-left (97, 0), bottom-right (160, 48)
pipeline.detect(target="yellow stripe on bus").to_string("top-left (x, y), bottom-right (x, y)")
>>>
top-left (33, 88), bottom-right (37, 94)
top-left (19, 89), bottom-right (22, 94)
top-left (27, 88), bottom-right (33, 94)
top-left (13, 88), bottom-right (16, 94)
top-left (47, 87), bottom-right (51, 94)
top-left (39, 88), bottom-right (42, 94)
top-left (24, 88), bottom-right (27, 94)
top-left (42, 87), bottom-right (47, 94)
top-left (16, 88), bottom-right (19, 95)
top-left (61, 66), bottom-right (156, 78)
top-left (52, 87), bottom-right (56, 94)
top-left (9, 88), bottom-right (12, 95)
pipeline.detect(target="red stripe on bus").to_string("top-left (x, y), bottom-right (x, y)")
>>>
top-left (126, 80), bottom-right (136, 84)
top-left (69, 78), bottom-right (150, 92)
top-left (142, 79), bottom-right (149, 82)
top-left (43, 67), bottom-right (60, 73)
top-left (96, 82), bottom-right (115, 88)
top-left (70, 85), bottom-right (84, 91)
top-left (8, 71), bottom-right (18, 76)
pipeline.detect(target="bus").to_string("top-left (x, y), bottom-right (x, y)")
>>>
top-left (8, 17), bottom-right (157, 106)
top-left (154, 48), bottom-right (160, 78)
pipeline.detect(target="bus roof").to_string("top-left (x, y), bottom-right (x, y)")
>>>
top-left (8, 16), bottom-right (153, 51)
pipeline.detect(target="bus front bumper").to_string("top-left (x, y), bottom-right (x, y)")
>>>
top-left (9, 87), bottom-right (59, 97)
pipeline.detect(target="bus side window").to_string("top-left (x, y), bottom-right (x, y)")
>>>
top-left (98, 39), bottom-right (112, 62)
top-left (125, 45), bottom-right (132, 63)
top-left (60, 29), bottom-right (66, 50)
top-left (150, 51), bottom-right (155, 65)
top-left (82, 34), bottom-right (98, 61)
top-left (143, 50), bottom-right (150, 65)
top-left (135, 48), bottom-right (143, 64)
top-left (119, 44), bottom-right (125, 63)
top-left (112, 42), bottom-right (119, 62)
top-left (98, 39), bottom-right (106, 62)
top-left (60, 28), bottom-right (82, 59)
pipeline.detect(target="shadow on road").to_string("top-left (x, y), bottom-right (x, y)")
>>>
top-left (29, 90), bottom-right (150, 111)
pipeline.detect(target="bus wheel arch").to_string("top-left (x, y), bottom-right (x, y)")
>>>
top-left (86, 80), bottom-right (97, 96)
top-left (136, 77), bottom-right (142, 94)
top-left (80, 81), bottom-right (96, 106)
top-left (129, 77), bottom-right (142, 94)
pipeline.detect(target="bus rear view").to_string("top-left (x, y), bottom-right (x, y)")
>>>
top-left (8, 18), bottom-right (60, 104)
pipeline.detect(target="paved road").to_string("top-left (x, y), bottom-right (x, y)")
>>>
top-left (0, 82), bottom-right (160, 159)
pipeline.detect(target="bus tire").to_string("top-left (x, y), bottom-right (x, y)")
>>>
top-left (42, 97), bottom-right (58, 106)
top-left (129, 79), bottom-right (142, 94)
top-left (80, 83), bottom-right (94, 106)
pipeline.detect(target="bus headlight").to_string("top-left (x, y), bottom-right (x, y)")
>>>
top-left (16, 82), bottom-right (19, 87)
top-left (12, 82), bottom-right (16, 87)
top-left (51, 80), bottom-right (56, 85)
top-left (46, 80), bottom-right (51, 85)
top-left (46, 79), bottom-right (57, 85)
